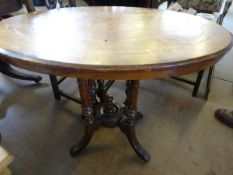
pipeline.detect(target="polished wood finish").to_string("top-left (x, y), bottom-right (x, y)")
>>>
top-left (0, 7), bottom-right (231, 80)
top-left (0, 7), bottom-right (232, 162)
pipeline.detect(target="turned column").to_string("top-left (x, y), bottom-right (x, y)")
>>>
top-left (70, 79), bottom-right (97, 156)
top-left (120, 80), bottom-right (150, 162)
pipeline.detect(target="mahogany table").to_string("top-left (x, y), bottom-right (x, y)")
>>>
top-left (0, 7), bottom-right (231, 162)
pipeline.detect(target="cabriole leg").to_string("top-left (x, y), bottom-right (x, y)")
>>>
top-left (70, 79), bottom-right (98, 156)
top-left (120, 80), bottom-right (150, 162)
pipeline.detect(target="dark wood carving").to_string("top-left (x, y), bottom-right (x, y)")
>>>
top-left (70, 80), bottom-right (98, 156)
top-left (71, 80), bottom-right (150, 162)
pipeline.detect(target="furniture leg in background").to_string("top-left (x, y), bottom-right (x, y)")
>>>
top-left (0, 61), bottom-right (42, 83)
top-left (167, 0), bottom-right (231, 100)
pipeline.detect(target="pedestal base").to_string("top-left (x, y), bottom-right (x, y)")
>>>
top-left (70, 105), bottom-right (150, 162)
top-left (70, 80), bottom-right (150, 162)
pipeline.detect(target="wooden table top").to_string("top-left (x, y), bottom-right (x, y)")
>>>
top-left (0, 7), bottom-right (231, 80)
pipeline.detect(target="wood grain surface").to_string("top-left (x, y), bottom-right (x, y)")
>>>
top-left (0, 7), bottom-right (231, 79)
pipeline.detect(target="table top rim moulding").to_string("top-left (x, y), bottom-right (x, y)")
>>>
top-left (0, 7), bottom-right (232, 79)
top-left (0, 44), bottom-right (231, 80)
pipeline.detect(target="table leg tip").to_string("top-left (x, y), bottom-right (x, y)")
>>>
top-left (34, 76), bottom-right (42, 83)
top-left (136, 112), bottom-right (143, 120)
top-left (70, 145), bottom-right (83, 157)
top-left (141, 152), bottom-right (150, 162)
top-left (136, 147), bottom-right (150, 162)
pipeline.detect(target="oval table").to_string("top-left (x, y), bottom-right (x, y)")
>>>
top-left (0, 7), bottom-right (231, 162)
